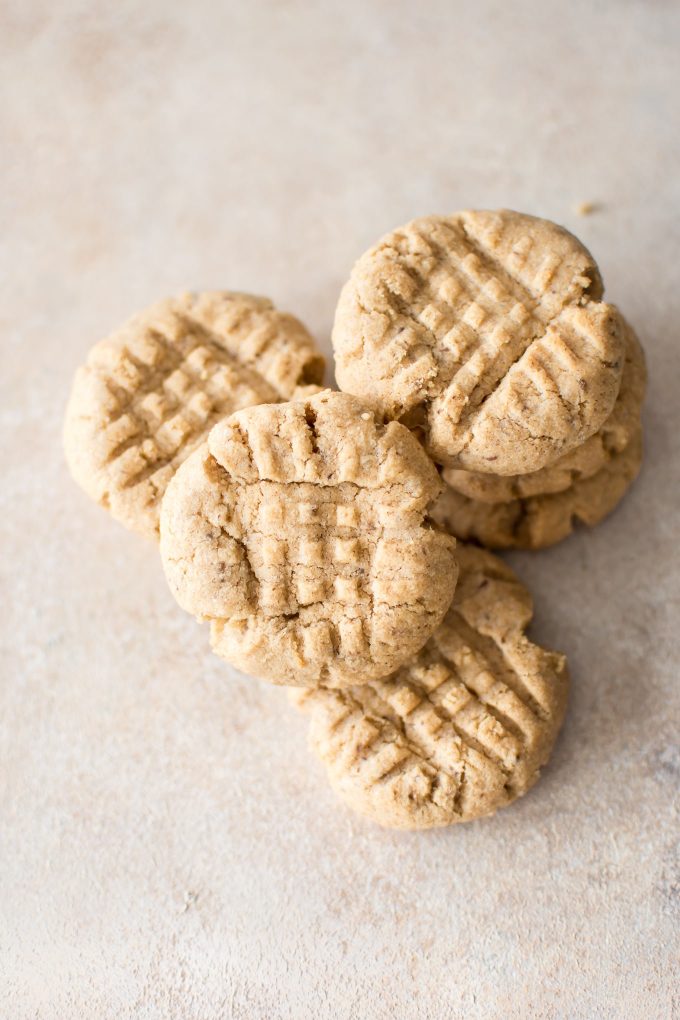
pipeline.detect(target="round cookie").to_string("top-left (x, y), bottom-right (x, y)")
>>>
top-left (290, 543), bottom-right (569, 829)
top-left (443, 318), bottom-right (646, 502)
top-left (64, 292), bottom-right (325, 538)
top-left (160, 389), bottom-right (458, 688)
top-left (432, 426), bottom-right (643, 550)
top-left (333, 209), bottom-right (625, 474)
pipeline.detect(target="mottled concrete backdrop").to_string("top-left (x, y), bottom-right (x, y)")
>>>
top-left (1, 2), bottom-right (678, 1017)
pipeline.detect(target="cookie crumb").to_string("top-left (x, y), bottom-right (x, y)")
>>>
top-left (181, 890), bottom-right (199, 913)
top-left (576, 201), bottom-right (598, 216)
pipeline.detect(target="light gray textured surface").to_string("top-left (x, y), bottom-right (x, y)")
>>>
top-left (1, 2), bottom-right (679, 1017)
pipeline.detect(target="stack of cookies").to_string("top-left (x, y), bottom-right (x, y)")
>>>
top-left (332, 210), bottom-right (646, 550)
top-left (64, 210), bottom-right (645, 830)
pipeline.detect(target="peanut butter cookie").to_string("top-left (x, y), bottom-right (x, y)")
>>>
top-left (291, 544), bottom-right (568, 829)
top-left (63, 292), bottom-right (325, 538)
top-left (443, 317), bottom-right (646, 503)
top-left (333, 209), bottom-right (625, 474)
top-left (432, 426), bottom-right (643, 550)
top-left (160, 390), bottom-right (458, 687)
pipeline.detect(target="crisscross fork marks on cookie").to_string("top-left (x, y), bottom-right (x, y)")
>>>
top-left (367, 222), bottom-right (546, 407)
top-left (235, 486), bottom-right (377, 662)
top-left (441, 317), bottom-right (647, 504)
top-left (64, 292), bottom-right (325, 537)
top-left (292, 650), bottom-right (524, 827)
top-left (97, 331), bottom-right (281, 493)
top-left (161, 390), bottom-right (458, 688)
top-left (208, 394), bottom-right (431, 618)
top-left (306, 625), bottom-right (540, 798)
top-left (291, 544), bottom-right (568, 827)
top-left (379, 218), bottom-right (611, 433)
top-left (333, 210), bottom-right (623, 474)
top-left (345, 214), bottom-right (580, 408)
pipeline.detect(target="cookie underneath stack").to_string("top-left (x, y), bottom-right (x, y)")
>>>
top-left (63, 208), bottom-right (646, 829)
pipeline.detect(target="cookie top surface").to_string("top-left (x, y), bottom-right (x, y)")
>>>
top-left (63, 291), bottom-right (325, 538)
top-left (443, 317), bottom-right (646, 503)
top-left (160, 389), bottom-right (459, 688)
top-left (332, 209), bottom-right (625, 474)
top-left (432, 425), bottom-right (643, 550)
top-left (291, 543), bottom-right (569, 829)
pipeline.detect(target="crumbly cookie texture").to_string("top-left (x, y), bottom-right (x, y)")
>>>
top-left (63, 292), bottom-right (325, 539)
top-left (443, 318), bottom-right (646, 503)
top-left (291, 543), bottom-right (568, 829)
top-left (160, 390), bottom-right (458, 688)
top-left (432, 426), bottom-right (643, 550)
top-left (333, 209), bottom-right (625, 474)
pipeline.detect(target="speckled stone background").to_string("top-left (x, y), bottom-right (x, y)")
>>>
top-left (1, 2), bottom-right (679, 1017)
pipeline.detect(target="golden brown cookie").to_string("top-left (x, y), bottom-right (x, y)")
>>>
top-left (63, 292), bottom-right (325, 538)
top-left (443, 318), bottom-right (646, 502)
top-left (432, 426), bottom-right (643, 550)
top-left (160, 389), bottom-right (458, 688)
top-left (291, 544), bottom-right (568, 829)
top-left (332, 209), bottom-right (625, 474)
